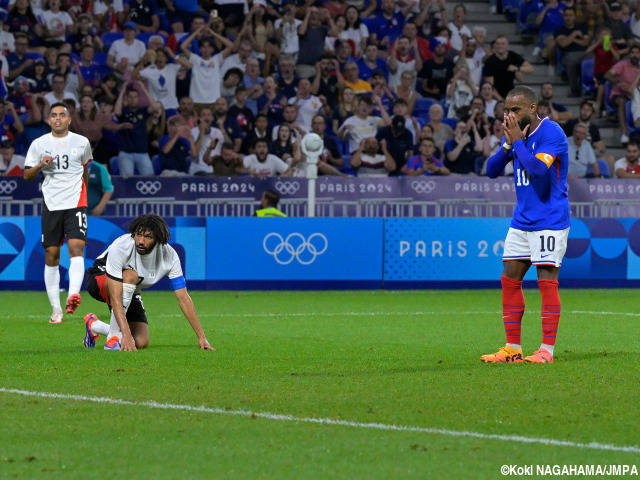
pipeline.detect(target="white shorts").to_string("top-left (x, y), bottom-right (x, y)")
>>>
top-left (503, 227), bottom-right (570, 267)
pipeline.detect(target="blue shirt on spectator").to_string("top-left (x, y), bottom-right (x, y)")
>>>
top-left (158, 134), bottom-right (191, 173)
top-left (118, 106), bottom-right (150, 153)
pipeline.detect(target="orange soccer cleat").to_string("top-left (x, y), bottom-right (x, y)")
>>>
top-left (481, 345), bottom-right (523, 363)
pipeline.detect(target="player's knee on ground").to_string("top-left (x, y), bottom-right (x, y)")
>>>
top-left (134, 336), bottom-right (149, 349)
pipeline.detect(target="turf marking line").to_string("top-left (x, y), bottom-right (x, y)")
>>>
top-left (2, 388), bottom-right (639, 454)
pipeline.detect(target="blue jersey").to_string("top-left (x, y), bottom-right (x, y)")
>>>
top-left (487, 116), bottom-right (570, 231)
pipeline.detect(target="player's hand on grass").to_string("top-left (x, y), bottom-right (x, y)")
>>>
top-left (121, 333), bottom-right (138, 351)
top-left (198, 337), bottom-right (215, 350)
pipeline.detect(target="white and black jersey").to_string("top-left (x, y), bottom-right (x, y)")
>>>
top-left (89, 234), bottom-right (183, 293)
top-left (24, 132), bottom-right (93, 211)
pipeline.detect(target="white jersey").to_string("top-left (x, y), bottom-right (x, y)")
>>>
top-left (341, 115), bottom-right (381, 153)
top-left (108, 38), bottom-right (146, 71)
top-left (189, 125), bottom-right (224, 175)
top-left (140, 63), bottom-right (181, 110)
top-left (24, 132), bottom-right (92, 211)
top-left (97, 234), bottom-right (183, 293)
top-left (288, 95), bottom-right (322, 132)
top-left (189, 52), bottom-right (224, 104)
top-left (243, 154), bottom-right (289, 177)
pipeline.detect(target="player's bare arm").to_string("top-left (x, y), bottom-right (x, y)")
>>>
top-left (174, 287), bottom-right (214, 350)
top-left (106, 276), bottom-right (137, 351)
top-left (23, 155), bottom-right (55, 181)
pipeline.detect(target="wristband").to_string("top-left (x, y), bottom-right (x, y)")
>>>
top-left (502, 143), bottom-right (513, 150)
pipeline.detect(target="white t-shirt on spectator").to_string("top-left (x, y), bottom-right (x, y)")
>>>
top-left (44, 90), bottom-right (79, 106)
top-left (93, 0), bottom-right (124, 15)
top-left (108, 38), bottom-right (147, 71)
top-left (288, 95), bottom-right (322, 132)
top-left (39, 10), bottom-right (73, 42)
top-left (341, 115), bottom-right (381, 153)
top-left (189, 52), bottom-right (224, 104)
top-left (243, 154), bottom-right (289, 177)
top-left (357, 153), bottom-right (389, 177)
top-left (189, 125), bottom-right (225, 175)
top-left (140, 63), bottom-right (181, 110)
top-left (274, 18), bottom-right (302, 55)
top-left (0, 31), bottom-right (15, 55)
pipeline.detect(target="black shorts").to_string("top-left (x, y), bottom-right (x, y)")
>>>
top-left (41, 204), bottom-right (88, 248)
top-left (86, 271), bottom-right (148, 324)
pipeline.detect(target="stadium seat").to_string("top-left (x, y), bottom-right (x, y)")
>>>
top-left (625, 100), bottom-right (640, 137)
top-left (101, 32), bottom-right (124, 49)
top-left (587, 159), bottom-right (611, 178)
top-left (152, 154), bottom-right (161, 175)
top-left (441, 117), bottom-right (459, 129)
top-left (581, 59), bottom-right (595, 96)
top-left (94, 52), bottom-right (108, 66)
top-left (413, 97), bottom-right (434, 124)
top-left (109, 155), bottom-right (120, 175)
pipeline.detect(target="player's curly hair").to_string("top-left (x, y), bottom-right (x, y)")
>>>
top-left (129, 214), bottom-right (171, 245)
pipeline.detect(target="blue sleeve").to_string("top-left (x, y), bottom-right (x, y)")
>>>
top-left (513, 140), bottom-right (552, 177)
top-left (486, 146), bottom-right (512, 178)
top-left (170, 275), bottom-right (186, 290)
top-left (158, 135), bottom-right (170, 150)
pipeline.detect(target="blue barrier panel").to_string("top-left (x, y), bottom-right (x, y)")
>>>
top-left (3, 217), bottom-right (640, 289)
top-left (205, 218), bottom-right (384, 288)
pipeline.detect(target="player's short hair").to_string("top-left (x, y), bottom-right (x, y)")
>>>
top-left (263, 190), bottom-right (280, 208)
top-left (507, 85), bottom-right (537, 106)
top-left (129, 214), bottom-right (171, 245)
top-left (49, 101), bottom-right (69, 112)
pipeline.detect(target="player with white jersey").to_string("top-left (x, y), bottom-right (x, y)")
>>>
top-left (83, 213), bottom-right (214, 352)
top-left (482, 86), bottom-right (570, 365)
top-left (23, 102), bottom-right (93, 324)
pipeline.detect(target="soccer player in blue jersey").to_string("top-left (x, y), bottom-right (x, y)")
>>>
top-left (481, 85), bottom-right (570, 364)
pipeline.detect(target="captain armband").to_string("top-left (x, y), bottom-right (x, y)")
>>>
top-left (170, 275), bottom-right (187, 290)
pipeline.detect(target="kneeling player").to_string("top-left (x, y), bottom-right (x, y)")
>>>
top-left (83, 213), bottom-right (214, 352)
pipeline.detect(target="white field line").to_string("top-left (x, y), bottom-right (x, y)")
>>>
top-left (5, 310), bottom-right (640, 320)
top-left (1, 388), bottom-right (639, 454)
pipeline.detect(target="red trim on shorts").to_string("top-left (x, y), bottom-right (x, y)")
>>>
top-left (96, 274), bottom-right (111, 306)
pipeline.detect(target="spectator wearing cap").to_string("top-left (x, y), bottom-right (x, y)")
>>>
top-left (482, 35), bottom-right (533, 99)
top-left (126, 0), bottom-right (160, 33)
top-left (87, 160), bottom-right (114, 216)
top-left (26, 58), bottom-right (51, 94)
top-left (107, 21), bottom-right (146, 74)
top-left (357, 44), bottom-right (389, 82)
top-left (603, 2), bottom-right (633, 55)
top-left (419, 36), bottom-right (455, 101)
top-left (7, 33), bottom-right (33, 81)
top-left (369, 0), bottom-right (411, 51)
top-left (0, 139), bottom-right (25, 176)
top-left (297, 6), bottom-right (340, 79)
top-left (376, 114), bottom-right (414, 175)
top-left (388, 35), bottom-right (423, 89)
top-left (37, 0), bottom-right (74, 50)
top-left (310, 53), bottom-right (344, 111)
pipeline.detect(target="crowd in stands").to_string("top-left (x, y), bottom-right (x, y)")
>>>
top-left (0, 0), bottom-right (639, 182)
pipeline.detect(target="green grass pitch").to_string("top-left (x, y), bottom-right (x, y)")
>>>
top-left (1, 289), bottom-right (639, 479)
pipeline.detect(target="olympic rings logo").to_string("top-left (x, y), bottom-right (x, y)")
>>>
top-left (136, 181), bottom-right (162, 195)
top-left (275, 180), bottom-right (300, 195)
top-left (410, 180), bottom-right (436, 194)
top-left (0, 180), bottom-right (18, 195)
top-left (263, 232), bottom-right (328, 265)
